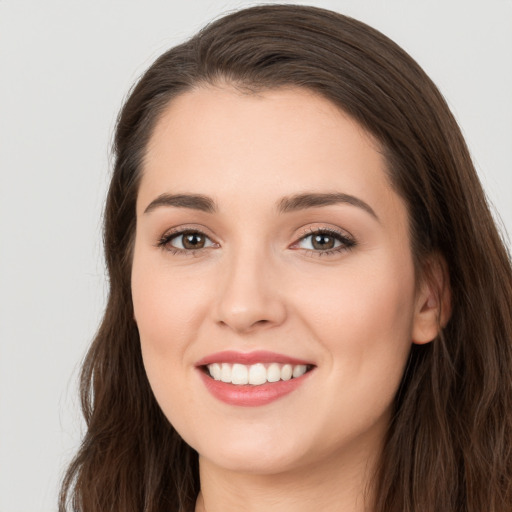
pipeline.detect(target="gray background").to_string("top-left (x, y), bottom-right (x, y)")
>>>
top-left (0, 1), bottom-right (511, 510)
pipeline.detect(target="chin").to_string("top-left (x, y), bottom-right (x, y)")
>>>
top-left (201, 447), bottom-right (304, 476)
top-left (191, 426), bottom-right (310, 475)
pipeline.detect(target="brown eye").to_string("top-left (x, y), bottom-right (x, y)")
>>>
top-left (311, 233), bottom-right (336, 250)
top-left (295, 229), bottom-right (355, 254)
top-left (182, 232), bottom-right (206, 249)
top-left (159, 230), bottom-right (215, 252)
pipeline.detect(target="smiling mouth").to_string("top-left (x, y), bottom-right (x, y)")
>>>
top-left (196, 352), bottom-right (316, 406)
top-left (202, 362), bottom-right (315, 386)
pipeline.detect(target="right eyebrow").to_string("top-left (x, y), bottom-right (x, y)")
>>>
top-left (143, 193), bottom-right (217, 214)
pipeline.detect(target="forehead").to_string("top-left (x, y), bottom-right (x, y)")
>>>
top-left (139, 85), bottom-right (403, 224)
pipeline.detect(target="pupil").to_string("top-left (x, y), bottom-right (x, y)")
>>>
top-left (313, 234), bottom-right (334, 250)
top-left (183, 233), bottom-right (204, 249)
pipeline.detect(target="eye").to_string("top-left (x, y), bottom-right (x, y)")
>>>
top-left (294, 228), bottom-right (355, 254)
top-left (158, 229), bottom-right (216, 253)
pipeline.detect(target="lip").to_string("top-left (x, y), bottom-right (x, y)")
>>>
top-left (198, 369), bottom-right (313, 407)
top-left (195, 350), bottom-right (315, 407)
top-left (195, 350), bottom-right (313, 367)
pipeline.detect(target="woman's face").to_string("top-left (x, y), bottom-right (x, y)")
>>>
top-left (132, 86), bottom-right (428, 475)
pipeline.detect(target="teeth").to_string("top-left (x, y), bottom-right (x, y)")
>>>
top-left (231, 364), bottom-right (248, 385)
top-left (293, 365), bottom-right (307, 378)
top-left (281, 364), bottom-right (292, 381)
top-left (209, 363), bottom-right (221, 381)
top-left (220, 363), bottom-right (231, 383)
top-left (267, 363), bottom-right (281, 383)
top-left (206, 362), bottom-right (310, 386)
top-left (248, 363), bottom-right (267, 385)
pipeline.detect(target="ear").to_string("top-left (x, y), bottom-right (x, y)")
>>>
top-left (412, 253), bottom-right (451, 345)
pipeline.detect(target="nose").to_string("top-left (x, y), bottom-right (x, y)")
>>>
top-left (213, 248), bottom-right (287, 334)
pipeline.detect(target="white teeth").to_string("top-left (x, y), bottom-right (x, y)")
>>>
top-left (248, 363), bottom-right (267, 385)
top-left (267, 363), bottom-right (281, 383)
top-left (210, 362), bottom-right (221, 381)
top-left (281, 364), bottom-right (293, 381)
top-left (292, 364), bottom-right (307, 378)
top-left (231, 364), bottom-right (248, 385)
top-left (206, 362), bottom-right (311, 386)
top-left (220, 363), bottom-right (231, 383)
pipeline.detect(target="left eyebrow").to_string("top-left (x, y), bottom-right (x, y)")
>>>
top-left (277, 192), bottom-right (379, 221)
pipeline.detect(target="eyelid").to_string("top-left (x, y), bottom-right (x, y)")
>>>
top-left (156, 225), bottom-right (219, 254)
top-left (290, 226), bottom-right (356, 256)
top-left (157, 223), bottom-right (216, 240)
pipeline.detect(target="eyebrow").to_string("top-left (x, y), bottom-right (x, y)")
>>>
top-left (144, 193), bottom-right (217, 214)
top-left (143, 191), bottom-right (378, 220)
top-left (277, 192), bottom-right (378, 220)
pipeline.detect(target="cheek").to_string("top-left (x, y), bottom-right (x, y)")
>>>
top-left (316, 249), bottom-right (415, 334)
top-left (301, 254), bottom-right (416, 389)
top-left (131, 253), bottom-right (209, 436)
top-left (289, 257), bottom-right (416, 447)
top-left (132, 253), bottom-right (209, 354)
top-left (130, 242), bottom-right (229, 415)
top-left (131, 249), bottom-right (201, 391)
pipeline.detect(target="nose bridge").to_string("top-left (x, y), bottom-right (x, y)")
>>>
top-left (215, 240), bottom-right (286, 333)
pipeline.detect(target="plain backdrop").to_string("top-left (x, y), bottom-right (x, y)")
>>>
top-left (0, 1), bottom-right (511, 510)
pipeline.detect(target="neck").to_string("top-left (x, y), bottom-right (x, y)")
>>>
top-left (195, 445), bottom-right (379, 512)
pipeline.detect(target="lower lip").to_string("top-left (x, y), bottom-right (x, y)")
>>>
top-left (198, 369), bottom-right (313, 407)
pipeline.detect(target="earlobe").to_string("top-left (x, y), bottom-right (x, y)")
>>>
top-left (412, 253), bottom-right (451, 345)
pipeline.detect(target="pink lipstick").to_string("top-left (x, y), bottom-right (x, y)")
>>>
top-left (196, 350), bottom-right (315, 407)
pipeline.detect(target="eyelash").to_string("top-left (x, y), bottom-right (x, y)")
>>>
top-left (157, 227), bottom-right (356, 257)
top-left (293, 227), bottom-right (356, 256)
top-left (156, 229), bottom-right (216, 256)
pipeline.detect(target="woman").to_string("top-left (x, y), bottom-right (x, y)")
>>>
top-left (60, 5), bottom-right (512, 511)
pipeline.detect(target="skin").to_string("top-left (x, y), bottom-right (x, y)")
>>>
top-left (131, 86), bottom-right (441, 512)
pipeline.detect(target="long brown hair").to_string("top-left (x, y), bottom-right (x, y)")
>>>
top-left (60, 5), bottom-right (512, 511)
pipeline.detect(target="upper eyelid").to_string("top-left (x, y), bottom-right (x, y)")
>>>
top-left (295, 224), bottom-right (354, 241)
top-left (160, 224), bottom-right (217, 240)
top-left (159, 228), bottom-right (216, 246)
top-left (159, 224), bottom-right (351, 239)
top-left (293, 228), bottom-right (355, 247)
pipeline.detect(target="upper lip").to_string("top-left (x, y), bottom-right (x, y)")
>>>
top-left (195, 350), bottom-right (314, 367)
